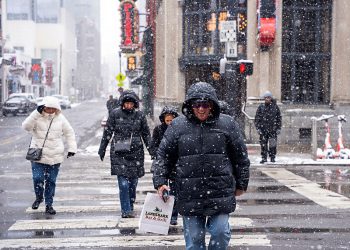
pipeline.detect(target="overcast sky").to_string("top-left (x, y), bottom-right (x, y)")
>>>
top-left (100, 0), bottom-right (120, 71)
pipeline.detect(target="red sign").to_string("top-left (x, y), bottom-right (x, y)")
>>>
top-left (30, 59), bottom-right (43, 84)
top-left (120, 0), bottom-right (139, 50)
top-left (45, 60), bottom-right (54, 86)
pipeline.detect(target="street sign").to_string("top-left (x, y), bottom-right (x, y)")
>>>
top-left (226, 41), bottom-right (237, 58)
top-left (220, 20), bottom-right (237, 42)
top-left (116, 73), bottom-right (126, 83)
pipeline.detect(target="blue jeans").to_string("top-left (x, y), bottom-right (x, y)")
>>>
top-left (117, 175), bottom-right (138, 215)
top-left (183, 213), bottom-right (231, 250)
top-left (31, 162), bottom-right (60, 206)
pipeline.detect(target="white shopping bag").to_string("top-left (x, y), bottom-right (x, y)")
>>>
top-left (139, 192), bottom-right (175, 235)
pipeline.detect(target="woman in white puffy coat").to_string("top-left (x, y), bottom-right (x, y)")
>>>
top-left (22, 96), bottom-right (77, 215)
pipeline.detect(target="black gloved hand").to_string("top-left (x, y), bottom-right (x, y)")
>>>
top-left (37, 105), bottom-right (45, 114)
top-left (98, 152), bottom-right (105, 161)
top-left (67, 152), bottom-right (75, 158)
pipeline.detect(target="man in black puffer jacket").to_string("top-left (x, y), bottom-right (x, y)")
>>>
top-left (99, 90), bottom-right (151, 218)
top-left (254, 91), bottom-right (282, 163)
top-left (153, 82), bottom-right (250, 250)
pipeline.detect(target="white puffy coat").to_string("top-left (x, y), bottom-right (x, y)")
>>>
top-left (22, 97), bottom-right (77, 165)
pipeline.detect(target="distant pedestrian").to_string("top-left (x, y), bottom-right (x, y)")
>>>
top-left (98, 90), bottom-right (152, 218)
top-left (106, 95), bottom-right (118, 115)
top-left (254, 91), bottom-right (282, 163)
top-left (22, 96), bottom-right (77, 215)
top-left (218, 100), bottom-right (232, 116)
top-left (153, 82), bottom-right (250, 249)
top-left (150, 106), bottom-right (179, 225)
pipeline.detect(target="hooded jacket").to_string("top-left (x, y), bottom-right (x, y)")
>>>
top-left (22, 96), bottom-right (77, 165)
top-left (153, 82), bottom-right (250, 216)
top-left (254, 98), bottom-right (282, 135)
top-left (98, 90), bottom-right (151, 178)
top-left (149, 106), bottom-right (179, 157)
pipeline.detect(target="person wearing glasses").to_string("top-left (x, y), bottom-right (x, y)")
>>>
top-left (153, 82), bottom-right (250, 249)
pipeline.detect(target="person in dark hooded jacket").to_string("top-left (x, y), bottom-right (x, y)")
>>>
top-left (98, 90), bottom-right (151, 218)
top-left (149, 106), bottom-right (179, 157)
top-left (254, 91), bottom-right (282, 163)
top-left (153, 82), bottom-right (250, 250)
top-left (150, 106), bottom-right (179, 225)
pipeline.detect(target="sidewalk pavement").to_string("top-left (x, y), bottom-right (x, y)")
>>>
top-left (248, 145), bottom-right (350, 166)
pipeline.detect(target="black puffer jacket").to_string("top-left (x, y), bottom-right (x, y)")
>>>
top-left (254, 99), bottom-right (282, 135)
top-left (149, 106), bottom-right (179, 157)
top-left (153, 82), bottom-right (250, 216)
top-left (99, 90), bottom-right (151, 178)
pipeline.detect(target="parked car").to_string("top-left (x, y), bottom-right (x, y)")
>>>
top-left (51, 95), bottom-right (71, 109)
top-left (9, 93), bottom-right (37, 110)
top-left (2, 96), bottom-right (35, 116)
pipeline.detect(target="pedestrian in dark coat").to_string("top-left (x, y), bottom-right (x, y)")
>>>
top-left (153, 82), bottom-right (250, 249)
top-left (218, 100), bottom-right (232, 116)
top-left (254, 91), bottom-right (282, 163)
top-left (98, 90), bottom-right (151, 218)
top-left (106, 95), bottom-right (118, 115)
top-left (150, 105), bottom-right (179, 225)
top-left (149, 106), bottom-right (179, 157)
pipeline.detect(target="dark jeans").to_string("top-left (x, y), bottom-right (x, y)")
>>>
top-left (169, 180), bottom-right (178, 221)
top-left (117, 175), bottom-right (138, 215)
top-left (259, 133), bottom-right (277, 159)
top-left (183, 213), bottom-right (231, 250)
top-left (31, 162), bottom-right (60, 206)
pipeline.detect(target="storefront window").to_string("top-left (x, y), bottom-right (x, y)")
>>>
top-left (183, 0), bottom-right (246, 57)
top-left (282, 0), bottom-right (332, 104)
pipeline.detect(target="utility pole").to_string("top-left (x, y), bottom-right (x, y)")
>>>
top-left (59, 44), bottom-right (62, 94)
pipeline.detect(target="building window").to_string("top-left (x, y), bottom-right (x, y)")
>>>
top-left (183, 0), bottom-right (246, 57)
top-left (183, 0), bottom-right (238, 56)
top-left (6, 0), bottom-right (32, 20)
top-left (281, 0), bottom-right (332, 104)
top-left (35, 0), bottom-right (60, 23)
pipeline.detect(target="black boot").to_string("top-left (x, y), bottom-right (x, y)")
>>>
top-left (121, 212), bottom-right (135, 218)
top-left (270, 157), bottom-right (275, 162)
top-left (45, 205), bottom-right (56, 215)
top-left (260, 158), bottom-right (267, 164)
top-left (32, 198), bottom-right (43, 210)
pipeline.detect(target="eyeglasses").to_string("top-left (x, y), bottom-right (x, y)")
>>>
top-left (192, 101), bottom-right (211, 109)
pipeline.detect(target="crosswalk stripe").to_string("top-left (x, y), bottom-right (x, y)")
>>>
top-left (25, 205), bottom-right (142, 214)
top-left (0, 234), bottom-right (271, 248)
top-left (8, 217), bottom-right (118, 231)
top-left (260, 168), bottom-right (350, 209)
top-left (9, 216), bottom-right (253, 231)
top-left (118, 217), bottom-right (253, 229)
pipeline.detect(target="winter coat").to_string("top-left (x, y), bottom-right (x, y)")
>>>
top-left (254, 99), bottom-right (282, 135)
top-left (22, 96), bottom-right (77, 165)
top-left (149, 106), bottom-right (179, 157)
top-left (153, 82), bottom-right (250, 216)
top-left (98, 90), bottom-right (151, 178)
top-left (106, 98), bottom-right (118, 114)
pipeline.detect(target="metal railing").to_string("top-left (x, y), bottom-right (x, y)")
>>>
top-left (242, 102), bottom-right (255, 142)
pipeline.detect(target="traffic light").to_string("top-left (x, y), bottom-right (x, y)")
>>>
top-left (236, 60), bottom-right (253, 76)
top-left (127, 56), bottom-right (136, 71)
